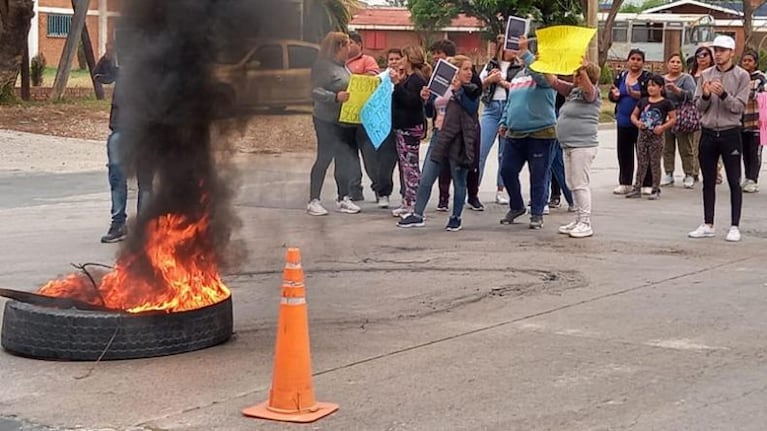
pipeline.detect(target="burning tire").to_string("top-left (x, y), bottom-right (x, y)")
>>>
top-left (1, 296), bottom-right (233, 361)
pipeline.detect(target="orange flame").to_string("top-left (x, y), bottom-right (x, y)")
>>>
top-left (39, 213), bottom-right (230, 313)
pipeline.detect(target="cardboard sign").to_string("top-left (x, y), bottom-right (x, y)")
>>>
top-left (361, 74), bottom-right (394, 149)
top-left (339, 74), bottom-right (380, 124)
top-left (529, 26), bottom-right (597, 75)
top-left (427, 59), bottom-right (459, 97)
top-left (505, 16), bottom-right (530, 51)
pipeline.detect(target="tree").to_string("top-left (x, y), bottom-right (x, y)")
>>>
top-left (0, 0), bottom-right (34, 103)
top-left (599, 0), bottom-right (624, 67)
top-left (303, 0), bottom-right (362, 42)
top-left (743, 0), bottom-right (767, 50)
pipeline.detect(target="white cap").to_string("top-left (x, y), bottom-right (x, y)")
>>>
top-left (711, 35), bottom-right (736, 50)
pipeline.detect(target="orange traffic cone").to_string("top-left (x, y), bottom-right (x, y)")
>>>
top-left (242, 248), bottom-right (339, 423)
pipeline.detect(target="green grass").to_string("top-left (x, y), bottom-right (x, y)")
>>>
top-left (16, 67), bottom-right (105, 88)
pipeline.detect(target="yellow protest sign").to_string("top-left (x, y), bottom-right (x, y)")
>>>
top-left (339, 74), bottom-right (380, 124)
top-left (530, 26), bottom-right (597, 75)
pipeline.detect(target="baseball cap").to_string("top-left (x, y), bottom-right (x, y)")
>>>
top-left (711, 35), bottom-right (736, 50)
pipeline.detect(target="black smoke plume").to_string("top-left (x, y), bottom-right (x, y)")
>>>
top-left (112, 0), bottom-right (292, 272)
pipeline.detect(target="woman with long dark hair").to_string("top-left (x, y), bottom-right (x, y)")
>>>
top-left (690, 46), bottom-right (714, 182)
top-left (390, 45), bottom-right (431, 217)
top-left (608, 48), bottom-right (652, 194)
top-left (661, 52), bottom-right (697, 189)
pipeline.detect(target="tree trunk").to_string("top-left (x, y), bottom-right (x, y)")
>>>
top-left (0, 0), bottom-right (34, 103)
top-left (598, 0), bottom-right (624, 68)
top-left (742, 0), bottom-right (766, 51)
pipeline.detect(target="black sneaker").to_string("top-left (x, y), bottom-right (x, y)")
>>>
top-left (397, 213), bottom-right (425, 228)
top-left (436, 198), bottom-right (449, 212)
top-left (647, 189), bottom-right (661, 200)
top-left (529, 215), bottom-right (543, 230)
top-left (549, 197), bottom-right (561, 208)
top-left (625, 189), bottom-right (641, 199)
top-left (500, 208), bottom-right (527, 224)
top-left (100, 223), bottom-right (127, 243)
top-left (445, 216), bottom-right (462, 232)
top-left (467, 196), bottom-right (485, 211)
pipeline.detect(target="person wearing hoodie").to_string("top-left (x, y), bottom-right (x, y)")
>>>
top-left (497, 36), bottom-right (557, 230)
top-left (94, 42), bottom-right (153, 243)
top-left (306, 32), bottom-right (362, 216)
top-left (398, 55), bottom-right (479, 232)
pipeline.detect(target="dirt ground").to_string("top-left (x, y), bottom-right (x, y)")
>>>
top-left (0, 102), bottom-right (318, 154)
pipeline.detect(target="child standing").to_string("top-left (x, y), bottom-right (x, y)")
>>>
top-left (627, 75), bottom-right (677, 200)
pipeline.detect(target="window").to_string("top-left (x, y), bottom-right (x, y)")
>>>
top-left (363, 31), bottom-right (386, 50)
top-left (613, 23), bottom-right (628, 43)
top-left (47, 14), bottom-right (71, 38)
top-left (631, 23), bottom-right (663, 43)
top-left (288, 45), bottom-right (318, 69)
top-left (251, 44), bottom-right (283, 70)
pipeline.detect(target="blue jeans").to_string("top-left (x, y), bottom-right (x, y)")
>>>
top-left (107, 131), bottom-right (152, 225)
top-left (478, 100), bottom-right (506, 188)
top-left (501, 136), bottom-right (555, 216)
top-left (414, 145), bottom-right (469, 220)
top-left (546, 143), bottom-right (573, 206)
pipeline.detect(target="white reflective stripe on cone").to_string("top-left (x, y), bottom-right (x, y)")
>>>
top-left (280, 297), bottom-right (307, 305)
top-left (284, 263), bottom-right (302, 269)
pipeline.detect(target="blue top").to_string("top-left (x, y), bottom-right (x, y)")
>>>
top-left (612, 70), bottom-right (650, 128)
top-left (498, 51), bottom-right (556, 135)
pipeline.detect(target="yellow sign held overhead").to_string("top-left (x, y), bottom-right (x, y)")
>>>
top-left (530, 26), bottom-right (597, 76)
top-left (339, 74), bottom-right (380, 124)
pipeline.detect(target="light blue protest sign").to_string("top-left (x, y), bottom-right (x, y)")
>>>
top-left (360, 73), bottom-right (393, 150)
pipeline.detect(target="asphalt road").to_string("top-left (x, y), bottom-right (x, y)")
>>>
top-left (1, 128), bottom-right (767, 431)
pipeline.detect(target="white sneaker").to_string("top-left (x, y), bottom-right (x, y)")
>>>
top-left (613, 185), bottom-right (631, 195)
top-left (688, 224), bottom-right (715, 238)
top-left (725, 226), bottom-right (741, 242)
top-left (641, 187), bottom-right (653, 195)
top-left (543, 205), bottom-right (550, 215)
top-left (378, 196), bottom-right (390, 208)
top-left (336, 196), bottom-right (361, 214)
top-left (495, 192), bottom-right (509, 205)
top-left (558, 220), bottom-right (578, 234)
top-left (743, 180), bottom-right (759, 193)
top-left (391, 206), bottom-right (411, 218)
top-left (569, 222), bottom-right (593, 238)
top-left (683, 175), bottom-right (695, 189)
top-left (660, 174), bottom-right (674, 186)
top-left (307, 199), bottom-right (328, 216)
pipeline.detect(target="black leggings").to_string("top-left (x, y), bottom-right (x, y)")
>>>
top-left (617, 126), bottom-right (651, 187)
top-left (699, 128), bottom-right (742, 226)
top-left (742, 131), bottom-right (762, 182)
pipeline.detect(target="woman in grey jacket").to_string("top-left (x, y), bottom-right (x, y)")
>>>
top-left (661, 53), bottom-right (698, 189)
top-left (307, 32), bottom-right (361, 216)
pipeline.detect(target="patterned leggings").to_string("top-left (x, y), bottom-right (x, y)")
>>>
top-left (635, 131), bottom-right (664, 192)
top-left (395, 125), bottom-right (424, 207)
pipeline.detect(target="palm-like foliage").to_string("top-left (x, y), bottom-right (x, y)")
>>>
top-left (304, 0), bottom-right (362, 42)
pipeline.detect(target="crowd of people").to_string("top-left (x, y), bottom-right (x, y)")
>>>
top-left (306, 31), bottom-right (761, 241)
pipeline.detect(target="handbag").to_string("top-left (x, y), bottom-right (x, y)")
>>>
top-left (672, 98), bottom-right (700, 134)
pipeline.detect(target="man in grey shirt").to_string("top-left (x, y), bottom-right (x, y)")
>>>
top-left (689, 35), bottom-right (750, 242)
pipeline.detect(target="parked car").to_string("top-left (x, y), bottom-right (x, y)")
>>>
top-left (212, 39), bottom-right (319, 112)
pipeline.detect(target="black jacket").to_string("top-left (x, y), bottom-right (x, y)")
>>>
top-left (94, 54), bottom-right (119, 131)
top-left (430, 85), bottom-right (480, 167)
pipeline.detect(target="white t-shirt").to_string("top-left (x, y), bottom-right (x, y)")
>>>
top-left (479, 60), bottom-right (512, 101)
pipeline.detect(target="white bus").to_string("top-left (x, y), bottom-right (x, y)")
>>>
top-left (600, 13), bottom-right (716, 62)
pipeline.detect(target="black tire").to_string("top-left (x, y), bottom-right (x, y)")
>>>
top-left (1, 297), bottom-right (233, 361)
